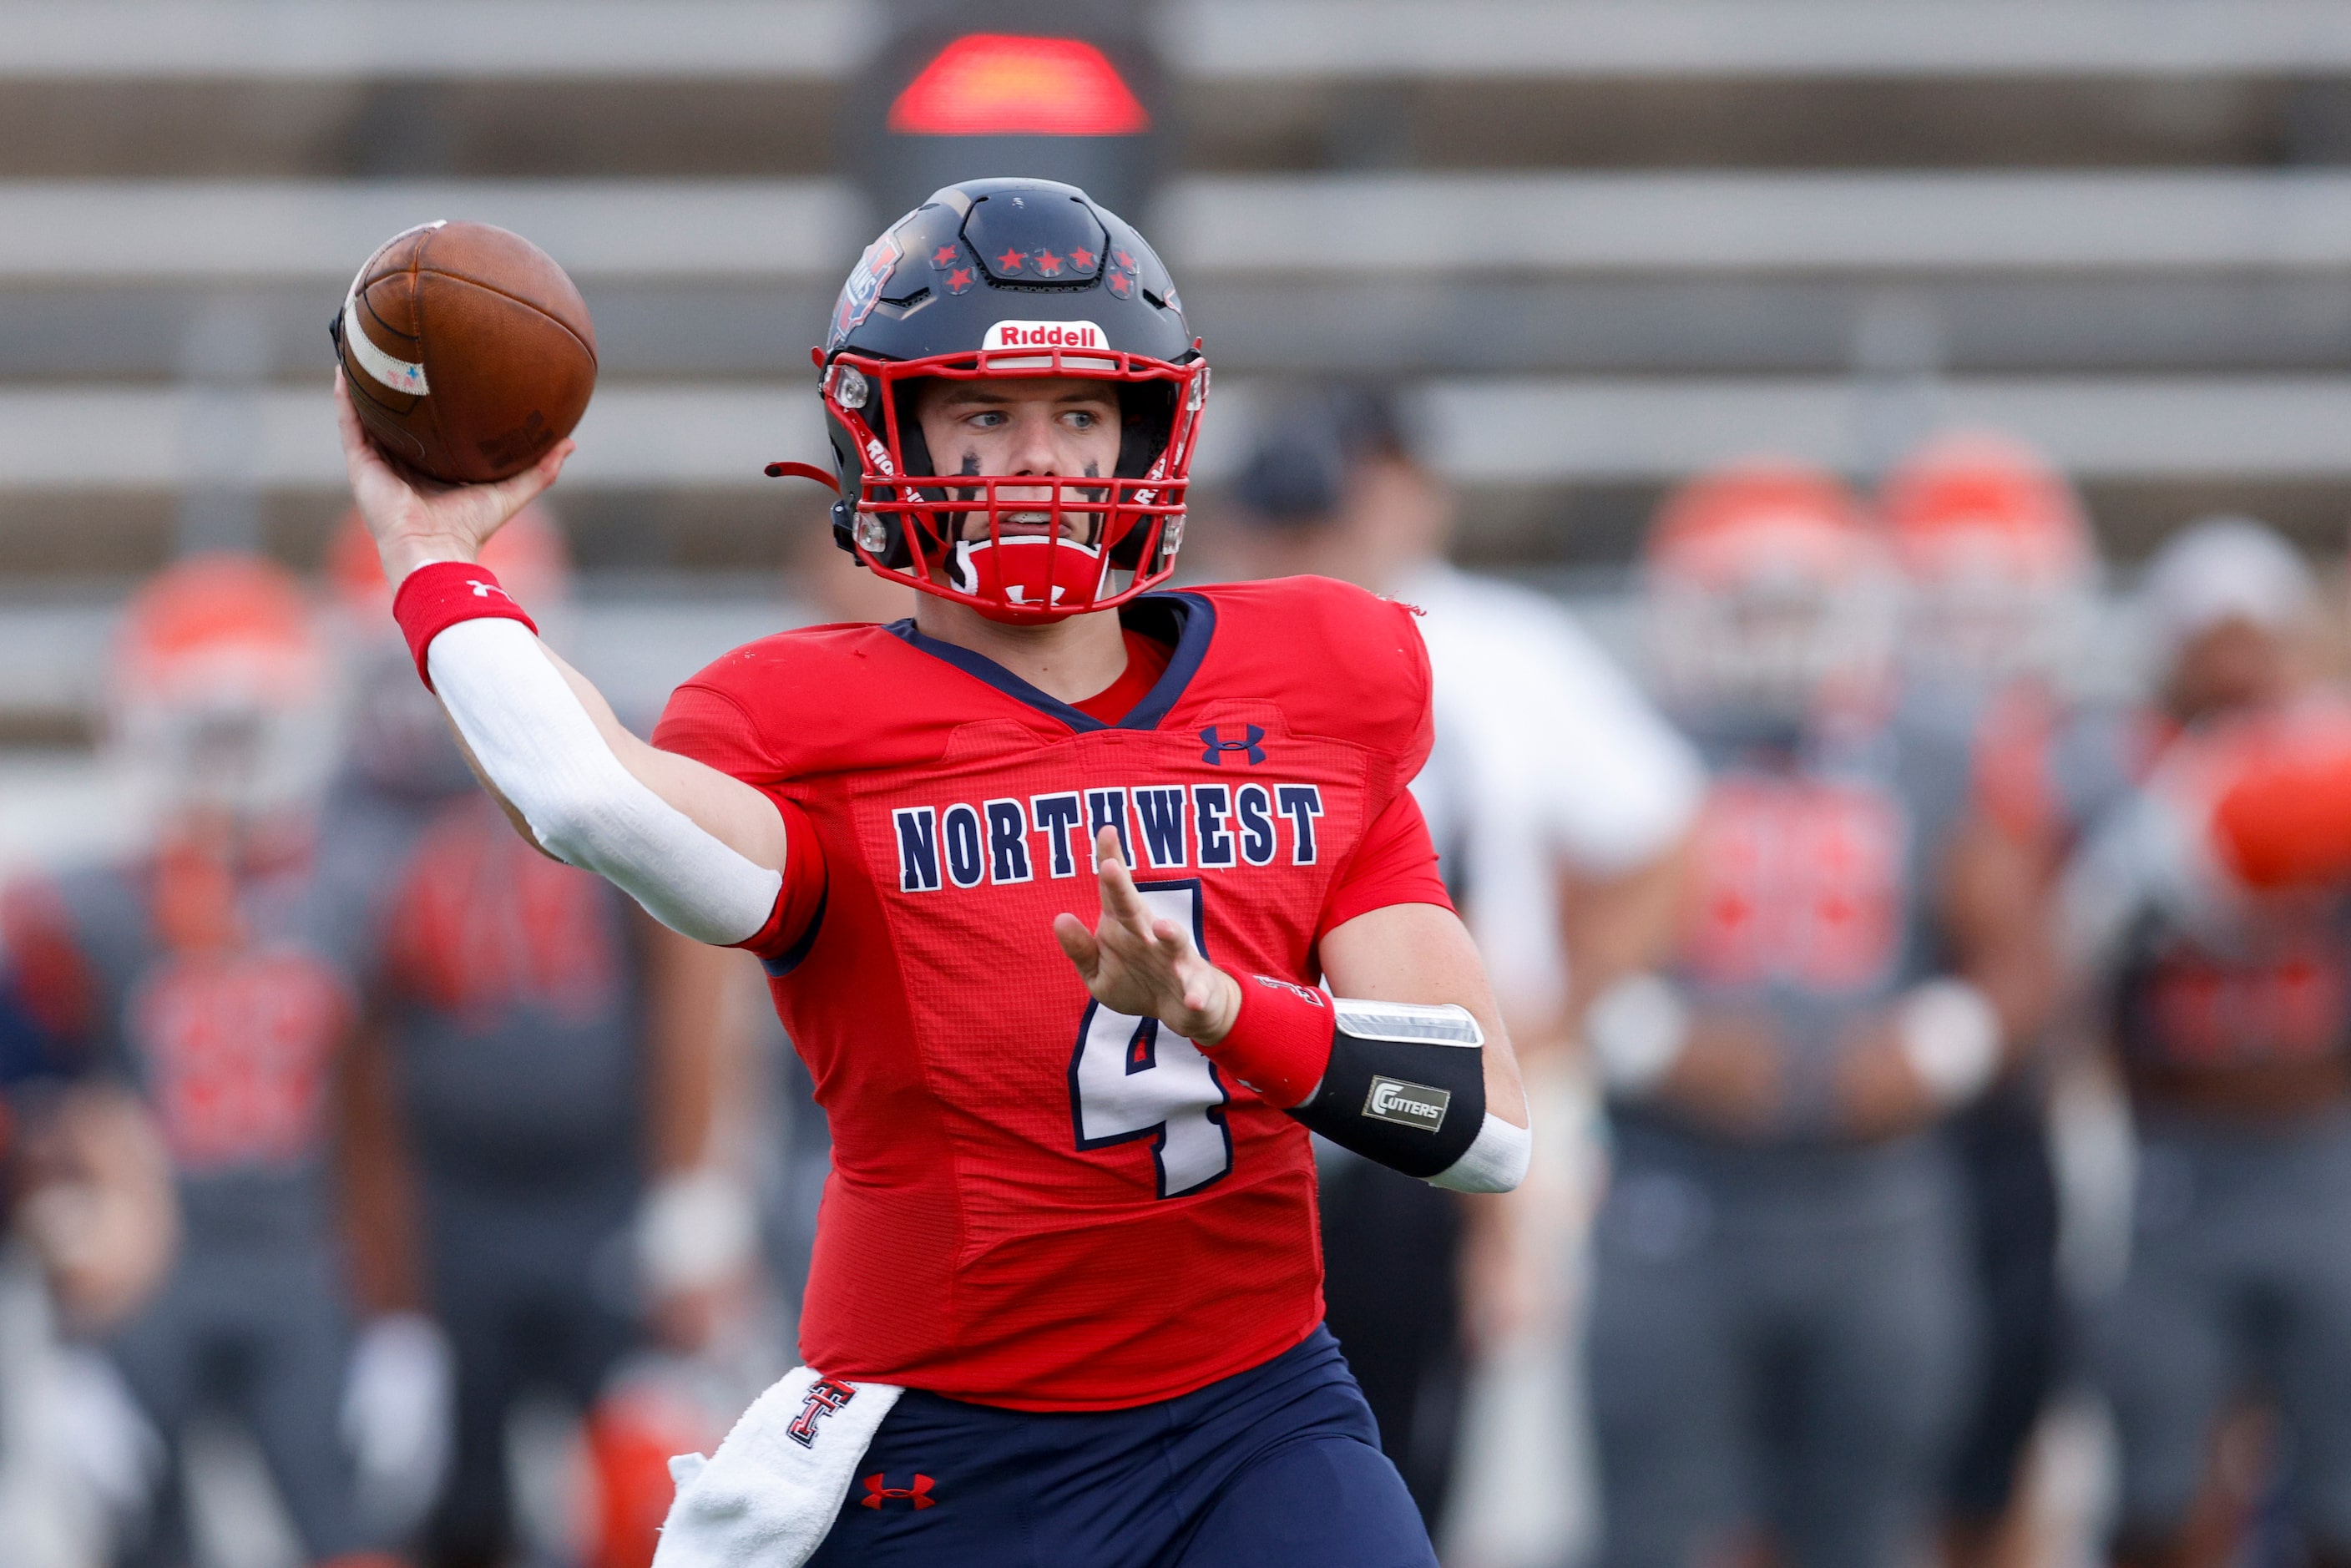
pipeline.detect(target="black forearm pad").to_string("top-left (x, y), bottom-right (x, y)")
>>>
top-left (1287, 1000), bottom-right (1485, 1180)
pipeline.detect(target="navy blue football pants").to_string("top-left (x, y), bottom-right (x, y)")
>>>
top-left (804, 1324), bottom-right (1437, 1567)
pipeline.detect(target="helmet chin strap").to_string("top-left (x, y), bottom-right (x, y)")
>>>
top-left (948, 534), bottom-right (1112, 621)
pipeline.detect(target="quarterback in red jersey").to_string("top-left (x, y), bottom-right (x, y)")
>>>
top-left (335, 177), bottom-right (1526, 1566)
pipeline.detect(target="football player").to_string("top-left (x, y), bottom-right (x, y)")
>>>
top-left (0, 555), bottom-right (397, 1568)
top-left (0, 964), bottom-right (178, 1567)
top-left (1878, 430), bottom-right (2103, 1565)
top-left (1583, 463), bottom-right (2022, 1568)
top-left (321, 514), bottom-right (756, 1568)
top-left (2062, 518), bottom-right (2351, 1568)
top-left (333, 178), bottom-right (1528, 1567)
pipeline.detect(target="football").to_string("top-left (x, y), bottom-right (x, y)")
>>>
top-left (333, 220), bottom-right (597, 484)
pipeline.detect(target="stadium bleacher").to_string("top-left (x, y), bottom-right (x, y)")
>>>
top-left (1, 0), bottom-right (2348, 736)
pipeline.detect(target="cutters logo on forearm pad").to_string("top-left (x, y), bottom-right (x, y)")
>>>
top-left (1290, 999), bottom-right (1485, 1180)
top-left (1363, 1076), bottom-right (1450, 1129)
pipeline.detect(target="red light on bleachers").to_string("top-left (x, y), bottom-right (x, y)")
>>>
top-left (887, 34), bottom-right (1150, 137)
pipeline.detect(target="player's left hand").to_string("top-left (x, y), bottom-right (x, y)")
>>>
top-left (1054, 828), bottom-right (1242, 1044)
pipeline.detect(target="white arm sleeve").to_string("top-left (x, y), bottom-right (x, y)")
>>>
top-left (426, 618), bottom-right (785, 946)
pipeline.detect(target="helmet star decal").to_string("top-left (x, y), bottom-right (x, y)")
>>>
top-left (944, 266), bottom-right (975, 295)
top-left (1105, 269), bottom-right (1135, 298)
top-left (929, 245), bottom-right (960, 269)
top-left (995, 247), bottom-right (1027, 274)
top-left (1034, 249), bottom-right (1065, 277)
top-left (1070, 246), bottom-right (1098, 271)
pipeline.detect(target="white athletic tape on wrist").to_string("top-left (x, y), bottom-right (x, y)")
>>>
top-left (1897, 979), bottom-right (2001, 1107)
top-left (427, 619), bottom-right (782, 946)
top-left (1428, 1112), bottom-right (1532, 1194)
top-left (1585, 971), bottom-right (1691, 1097)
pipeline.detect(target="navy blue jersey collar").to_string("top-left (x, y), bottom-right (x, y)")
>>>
top-left (886, 592), bottom-right (1216, 733)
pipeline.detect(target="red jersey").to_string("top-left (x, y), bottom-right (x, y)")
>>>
top-left (652, 577), bottom-right (1449, 1409)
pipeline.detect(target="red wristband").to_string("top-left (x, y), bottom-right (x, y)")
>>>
top-left (391, 561), bottom-right (539, 690)
top-left (1201, 975), bottom-right (1337, 1109)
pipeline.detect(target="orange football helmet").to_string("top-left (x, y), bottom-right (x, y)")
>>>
top-left (1878, 429), bottom-right (2096, 685)
top-left (109, 554), bottom-right (336, 825)
top-left (1644, 461), bottom-right (1894, 718)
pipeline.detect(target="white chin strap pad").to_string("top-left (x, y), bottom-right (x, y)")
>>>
top-left (427, 618), bottom-right (783, 947)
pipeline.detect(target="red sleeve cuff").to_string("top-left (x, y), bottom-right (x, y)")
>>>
top-left (1200, 976), bottom-right (1337, 1109)
top-left (732, 795), bottom-right (828, 974)
top-left (392, 561), bottom-right (539, 690)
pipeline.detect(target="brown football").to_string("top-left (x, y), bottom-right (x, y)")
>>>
top-left (334, 220), bottom-right (597, 484)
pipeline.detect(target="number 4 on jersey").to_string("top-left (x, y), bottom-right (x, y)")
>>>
top-left (1067, 881), bottom-right (1235, 1199)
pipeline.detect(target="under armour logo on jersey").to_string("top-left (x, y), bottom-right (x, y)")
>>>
top-left (786, 1378), bottom-right (858, 1448)
top-left (862, 1472), bottom-right (937, 1510)
top-left (1200, 725), bottom-right (1266, 766)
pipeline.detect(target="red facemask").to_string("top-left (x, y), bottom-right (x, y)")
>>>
top-left (817, 341), bottom-right (1208, 623)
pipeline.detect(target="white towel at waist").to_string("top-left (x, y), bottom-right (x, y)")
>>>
top-left (652, 1364), bottom-right (904, 1568)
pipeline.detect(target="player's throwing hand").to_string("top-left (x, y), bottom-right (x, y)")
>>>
top-left (1054, 828), bottom-right (1243, 1044)
top-left (335, 370), bottom-right (572, 582)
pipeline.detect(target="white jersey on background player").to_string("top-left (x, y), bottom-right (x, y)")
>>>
top-left (1403, 560), bottom-right (1701, 1027)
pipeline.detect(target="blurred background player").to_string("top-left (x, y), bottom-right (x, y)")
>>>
top-left (0, 959), bottom-right (179, 1568)
top-left (1216, 387), bottom-right (1701, 1548)
top-left (323, 513), bottom-right (761, 1568)
top-left (0, 554), bottom-right (394, 1568)
top-left (1879, 430), bottom-right (2103, 1565)
top-left (1582, 463), bottom-right (2038, 1568)
top-left (2061, 518), bottom-right (2351, 1568)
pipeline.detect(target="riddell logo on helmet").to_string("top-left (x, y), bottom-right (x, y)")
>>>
top-left (984, 321), bottom-right (1106, 352)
